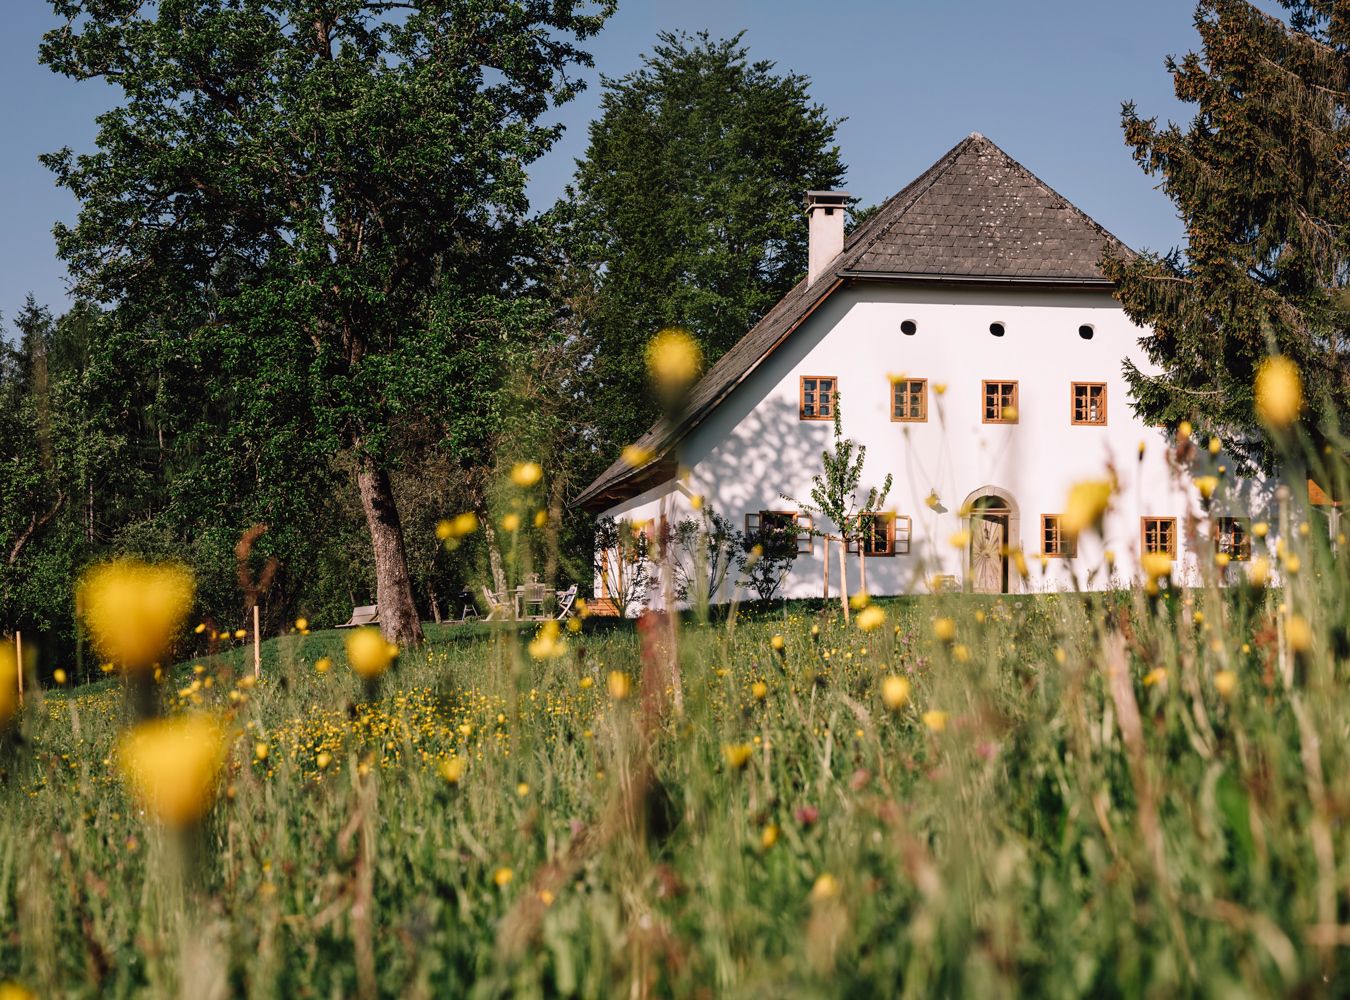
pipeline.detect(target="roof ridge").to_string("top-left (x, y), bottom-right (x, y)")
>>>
top-left (840, 133), bottom-right (979, 267)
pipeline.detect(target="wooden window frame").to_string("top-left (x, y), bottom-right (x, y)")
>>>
top-left (890, 378), bottom-right (928, 423)
top-left (1071, 382), bottom-right (1108, 426)
top-left (799, 376), bottom-right (836, 421)
top-left (1141, 517), bottom-right (1178, 557)
top-left (1040, 514), bottom-right (1076, 558)
top-left (745, 510), bottom-right (813, 555)
top-left (982, 380), bottom-right (1019, 424)
top-left (1215, 516), bottom-right (1252, 562)
top-left (846, 512), bottom-right (905, 557)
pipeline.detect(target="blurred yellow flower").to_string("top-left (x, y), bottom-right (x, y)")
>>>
top-left (294, 617), bottom-right (308, 631)
top-left (881, 675), bottom-right (910, 711)
top-left (510, 461), bottom-right (543, 488)
top-left (760, 823), bottom-right (779, 850)
top-left (1252, 521), bottom-right (1269, 538)
top-left (621, 444), bottom-right (654, 468)
top-left (435, 520), bottom-right (453, 541)
top-left (77, 559), bottom-right (195, 673)
top-left (751, 681), bottom-right (768, 700)
top-left (533, 509), bottom-right (548, 529)
top-left (723, 743), bottom-right (753, 769)
top-left (493, 867), bottom-right (514, 887)
top-left (1255, 356), bottom-right (1303, 428)
top-left (933, 617), bottom-right (956, 643)
top-left (1195, 475), bottom-right (1219, 499)
top-left (452, 512), bottom-right (479, 537)
top-left (316, 751), bottom-right (333, 771)
top-left (1287, 614), bottom-right (1312, 653)
top-left (346, 627), bottom-right (395, 680)
top-left (922, 710), bottom-right (948, 732)
top-left (254, 742), bottom-right (269, 762)
top-left (1143, 667), bottom-right (1167, 687)
top-left (0, 646), bottom-right (18, 728)
top-left (770, 634), bottom-right (785, 652)
top-left (856, 605), bottom-right (886, 632)
top-left (1062, 480), bottom-right (1112, 537)
top-left (53, 668), bottom-right (67, 686)
top-left (948, 530), bottom-right (971, 549)
top-left (607, 671), bottom-right (631, 700)
top-left (1248, 557), bottom-right (1271, 588)
top-left (924, 490), bottom-right (941, 510)
top-left (0, 983), bottom-right (38, 1000)
top-left (1214, 670), bottom-right (1237, 699)
top-left (1141, 552), bottom-right (1172, 581)
top-left (1208, 436), bottom-right (1222, 455)
top-left (646, 327), bottom-right (702, 391)
top-left (501, 513), bottom-right (521, 533)
top-left (811, 873), bottom-right (840, 901)
top-left (118, 714), bottom-right (227, 828)
top-left (528, 620), bottom-right (567, 660)
top-left (315, 656), bottom-right (332, 675)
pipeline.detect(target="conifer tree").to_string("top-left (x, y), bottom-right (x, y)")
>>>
top-left (1105, 0), bottom-right (1350, 472)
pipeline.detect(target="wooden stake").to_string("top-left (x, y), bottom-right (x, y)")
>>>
top-left (823, 534), bottom-right (830, 600)
top-left (14, 631), bottom-right (23, 707)
top-left (837, 536), bottom-right (849, 624)
top-left (253, 604), bottom-right (262, 680)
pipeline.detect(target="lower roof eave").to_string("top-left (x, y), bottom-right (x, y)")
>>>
top-left (838, 269), bottom-right (1115, 289)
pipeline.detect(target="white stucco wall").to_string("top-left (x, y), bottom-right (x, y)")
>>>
top-left (598, 281), bottom-right (1279, 604)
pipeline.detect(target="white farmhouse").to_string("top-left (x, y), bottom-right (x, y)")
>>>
top-left (577, 133), bottom-right (1275, 605)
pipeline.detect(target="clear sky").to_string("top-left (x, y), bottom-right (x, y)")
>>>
top-left (1, 1), bottom-right (1229, 325)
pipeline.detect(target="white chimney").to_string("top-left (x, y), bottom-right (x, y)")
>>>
top-left (805, 190), bottom-right (849, 285)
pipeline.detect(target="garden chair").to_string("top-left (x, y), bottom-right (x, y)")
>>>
top-left (337, 604), bottom-right (379, 628)
top-left (519, 576), bottom-right (551, 620)
top-left (554, 584), bottom-right (578, 619)
top-left (481, 586), bottom-right (514, 622)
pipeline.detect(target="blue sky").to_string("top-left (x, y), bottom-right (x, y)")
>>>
top-left (1, 1), bottom-right (1223, 324)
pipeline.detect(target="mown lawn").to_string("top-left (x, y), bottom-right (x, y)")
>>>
top-left (2, 575), bottom-right (1348, 998)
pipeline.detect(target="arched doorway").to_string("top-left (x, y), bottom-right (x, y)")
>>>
top-left (962, 486), bottom-right (1020, 594)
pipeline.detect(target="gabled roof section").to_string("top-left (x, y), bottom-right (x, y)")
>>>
top-left (575, 133), bottom-right (1134, 511)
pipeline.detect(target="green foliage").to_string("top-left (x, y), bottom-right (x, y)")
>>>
top-left (787, 392), bottom-right (893, 549)
top-left (1106, 0), bottom-right (1350, 470)
top-left (558, 30), bottom-right (847, 448)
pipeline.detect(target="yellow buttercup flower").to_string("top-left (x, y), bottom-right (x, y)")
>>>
top-left (645, 327), bottom-right (702, 391)
top-left (493, 867), bottom-right (514, 887)
top-left (510, 461), bottom-right (543, 488)
top-left (0, 646), bottom-right (18, 728)
top-left (881, 675), bottom-right (910, 711)
top-left (118, 714), bottom-right (228, 828)
top-left (501, 513), bottom-right (521, 533)
top-left (435, 520), bottom-right (454, 541)
top-left (1287, 615), bottom-right (1312, 653)
top-left (933, 617), bottom-right (956, 643)
top-left (1248, 557), bottom-right (1271, 588)
top-left (0, 983), bottom-right (38, 1000)
top-left (621, 444), bottom-right (654, 468)
top-left (451, 512), bottom-right (479, 537)
top-left (1143, 667), bottom-right (1167, 687)
top-left (1061, 480), bottom-right (1112, 537)
top-left (1255, 355), bottom-right (1303, 428)
top-left (1141, 552), bottom-right (1172, 581)
top-left (77, 559), bottom-right (195, 673)
top-left (922, 710), bottom-right (948, 732)
top-left (760, 823), bottom-right (779, 850)
top-left (856, 605), bottom-right (886, 632)
top-left (345, 627), bottom-right (395, 680)
top-left (607, 671), bottom-right (631, 700)
top-left (810, 873), bottom-right (840, 901)
top-left (723, 743), bottom-right (753, 769)
top-left (1214, 670), bottom-right (1237, 699)
top-left (770, 634), bottom-right (786, 652)
top-left (751, 681), bottom-right (768, 700)
top-left (314, 656), bottom-right (332, 675)
top-left (528, 620), bottom-right (567, 660)
top-left (1195, 475), bottom-right (1219, 500)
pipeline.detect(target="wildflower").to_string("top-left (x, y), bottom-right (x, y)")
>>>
top-left (933, 618), bottom-right (956, 643)
top-left (760, 823), bottom-right (779, 850)
top-left (1287, 615), bottom-right (1312, 653)
top-left (922, 710), bottom-right (948, 732)
top-left (924, 490), bottom-right (941, 510)
top-left (316, 752), bottom-right (333, 771)
top-left (933, 383), bottom-right (947, 396)
top-left (579, 676), bottom-right (593, 690)
top-left (751, 681), bottom-right (768, 701)
top-left (948, 530), bottom-right (970, 549)
top-left (346, 627), bottom-right (395, 680)
top-left (856, 605), bottom-right (886, 632)
top-left (1214, 670), bottom-right (1237, 699)
top-left (1061, 480), bottom-right (1112, 537)
top-left (1215, 552), bottom-right (1231, 568)
top-left (439, 756), bottom-right (465, 783)
top-left (493, 867), bottom-right (514, 887)
top-left (294, 617), bottom-right (308, 631)
top-left (451, 512), bottom-right (479, 537)
top-left (1252, 521), bottom-right (1269, 538)
top-left (194, 622), bottom-right (207, 634)
top-left (645, 327), bottom-right (702, 392)
top-left (77, 559), bottom-right (195, 673)
top-left (811, 873), bottom-right (840, 901)
top-left (953, 644), bottom-right (970, 663)
top-left (881, 675), bottom-right (910, 711)
top-left (510, 461), bottom-right (543, 488)
top-left (528, 620), bottom-right (567, 660)
top-left (53, 668), bottom-right (67, 685)
top-left (118, 714), bottom-right (228, 828)
top-left (770, 634), bottom-right (785, 652)
top-left (501, 513), bottom-right (521, 533)
top-left (620, 444), bottom-right (654, 467)
top-left (723, 743), bottom-right (753, 769)
top-left (0, 648), bottom-right (18, 728)
top-left (1143, 668), bottom-right (1167, 687)
top-left (1255, 356), bottom-right (1302, 428)
top-left (1248, 557), bottom-right (1271, 588)
top-left (0, 984), bottom-right (37, 1000)
top-left (1282, 553), bottom-right (1301, 576)
top-left (435, 520), bottom-right (454, 541)
top-left (1208, 436), bottom-right (1222, 455)
top-left (607, 671), bottom-right (631, 700)
top-left (533, 509), bottom-right (548, 528)
top-left (516, 782), bottom-right (530, 798)
top-left (254, 742), bottom-right (269, 762)
top-left (314, 657), bottom-right (332, 675)
top-left (1178, 420), bottom-right (1192, 440)
top-left (690, 494), bottom-right (704, 511)
top-left (1141, 552), bottom-right (1172, 582)
top-left (234, 629), bottom-right (247, 640)
top-left (1195, 475), bottom-right (1219, 500)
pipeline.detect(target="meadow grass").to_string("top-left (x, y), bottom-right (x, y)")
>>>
top-left (1, 554), bottom-right (1348, 998)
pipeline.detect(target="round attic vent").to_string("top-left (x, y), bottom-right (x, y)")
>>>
top-left (1078, 324), bottom-right (1095, 340)
top-left (989, 322), bottom-right (1005, 337)
top-left (901, 320), bottom-right (917, 336)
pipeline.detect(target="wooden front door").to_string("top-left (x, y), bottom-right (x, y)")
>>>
top-left (970, 513), bottom-right (1007, 594)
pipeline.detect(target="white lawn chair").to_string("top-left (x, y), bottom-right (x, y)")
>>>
top-left (554, 584), bottom-right (578, 619)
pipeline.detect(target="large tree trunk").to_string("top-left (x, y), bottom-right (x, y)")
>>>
top-left (354, 452), bottom-right (424, 647)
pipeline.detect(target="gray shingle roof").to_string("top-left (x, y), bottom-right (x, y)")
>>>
top-left (575, 133), bottom-right (1134, 511)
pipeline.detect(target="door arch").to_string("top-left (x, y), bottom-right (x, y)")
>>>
top-left (962, 486), bottom-right (1020, 594)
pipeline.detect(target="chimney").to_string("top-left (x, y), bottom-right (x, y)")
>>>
top-left (805, 190), bottom-right (849, 285)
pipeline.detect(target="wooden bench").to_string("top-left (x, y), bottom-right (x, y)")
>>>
top-left (336, 604), bottom-right (380, 628)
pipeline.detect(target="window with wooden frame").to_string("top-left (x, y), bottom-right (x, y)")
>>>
top-left (843, 512), bottom-right (904, 557)
top-left (799, 376), bottom-right (836, 420)
top-left (1215, 517), bottom-right (1252, 561)
top-left (745, 510), bottom-right (813, 554)
top-left (1071, 382), bottom-right (1107, 425)
top-left (1041, 514), bottom-right (1076, 557)
top-left (1141, 517), bottom-right (1177, 556)
top-left (982, 380), bottom-right (1019, 423)
top-left (891, 378), bottom-right (928, 422)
